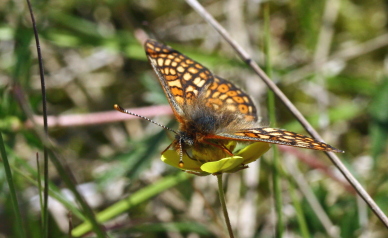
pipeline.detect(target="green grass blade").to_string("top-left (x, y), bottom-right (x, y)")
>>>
top-left (263, 4), bottom-right (284, 238)
top-left (0, 132), bottom-right (26, 238)
top-left (289, 180), bottom-right (311, 238)
top-left (72, 172), bottom-right (191, 237)
top-left (46, 149), bottom-right (107, 238)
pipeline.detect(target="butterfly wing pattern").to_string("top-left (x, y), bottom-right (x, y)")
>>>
top-left (206, 75), bottom-right (257, 122)
top-left (212, 128), bottom-right (342, 152)
top-left (144, 39), bottom-right (343, 159)
top-left (145, 39), bottom-right (257, 122)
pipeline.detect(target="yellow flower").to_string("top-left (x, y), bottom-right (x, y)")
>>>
top-left (161, 142), bottom-right (271, 175)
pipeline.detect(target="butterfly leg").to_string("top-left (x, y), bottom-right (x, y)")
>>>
top-left (202, 140), bottom-right (234, 156)
top-left (161, 142), bottom-right (173, 155)
top-left (185, 170), bottom-right (209, 176)
top-left (161, 140), bottom-right (186, 168)
top-left (232, 164), bottom-right (249, 172)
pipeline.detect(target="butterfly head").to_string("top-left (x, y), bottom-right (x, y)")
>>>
top-left (176, 131), bottom-right (194, 147)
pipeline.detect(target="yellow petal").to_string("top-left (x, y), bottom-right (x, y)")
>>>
top-left (236, 142), bottom-right (271, 164)
top-left (200, 156), bottom-right (244, 174)
top-left (161, 150), bottom-right (203, 172)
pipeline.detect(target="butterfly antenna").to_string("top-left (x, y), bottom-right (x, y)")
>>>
top-left (114, 104), bottom-right (177, 134)
top-left (178, 138), bottom-right (184, 168)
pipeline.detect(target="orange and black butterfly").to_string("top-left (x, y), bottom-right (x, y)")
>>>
top-left (116, 39), bottom-right (343, 167)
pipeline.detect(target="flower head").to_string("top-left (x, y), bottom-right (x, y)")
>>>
top-left (161, 142), bottom-right (271, 175)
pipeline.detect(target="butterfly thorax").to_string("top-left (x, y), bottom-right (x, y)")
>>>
top-left (179, 104), bottom-right (240, 142)
top-left (173, 101), bottom-right (256, 161)
top-left (175, 128), bottom-right (236, 162)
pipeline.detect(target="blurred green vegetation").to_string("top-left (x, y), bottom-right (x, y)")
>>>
top-left (1, 0), bottom-right (388, 237)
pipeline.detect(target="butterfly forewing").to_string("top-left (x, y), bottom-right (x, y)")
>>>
top-left (145, 39), bottom-right (214, 117)
top-left (145, 39), bottom-right (258, 122)
top-left (210, 128), bottom-right (343, 153)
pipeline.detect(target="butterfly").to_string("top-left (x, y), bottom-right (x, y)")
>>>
top-left (116, 39), bottom-right (343, 168)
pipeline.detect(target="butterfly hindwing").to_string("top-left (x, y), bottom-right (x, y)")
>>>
top-left (205, 75), bottom-right (258, 121)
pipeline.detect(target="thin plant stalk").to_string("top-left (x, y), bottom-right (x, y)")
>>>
top-left (184, 0), bottom-right (388, 228)
top-left (288, 180), bottom-right (310, 238)
top-left (0, 132), bottom-right (26, 238)
top-left (15, 82), bottom-right (107, 238)
top-left (263, 4), bottom-right (284, 237)
top-left (25, 0), bottom-right (49, 236)
top-left (9, 156), bottom-right (86, 221)
top-left (285, 159), bottom-right (340, 238)
top-left (216, 174), bottom-right (234, 238)
top-left (36, 153), bottom-right (44, 225)
top-left (25, 1), bottom-right (106, 237)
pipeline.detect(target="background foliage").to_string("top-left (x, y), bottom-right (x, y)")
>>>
top-left (1, 0), bottom-right (388, 237)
